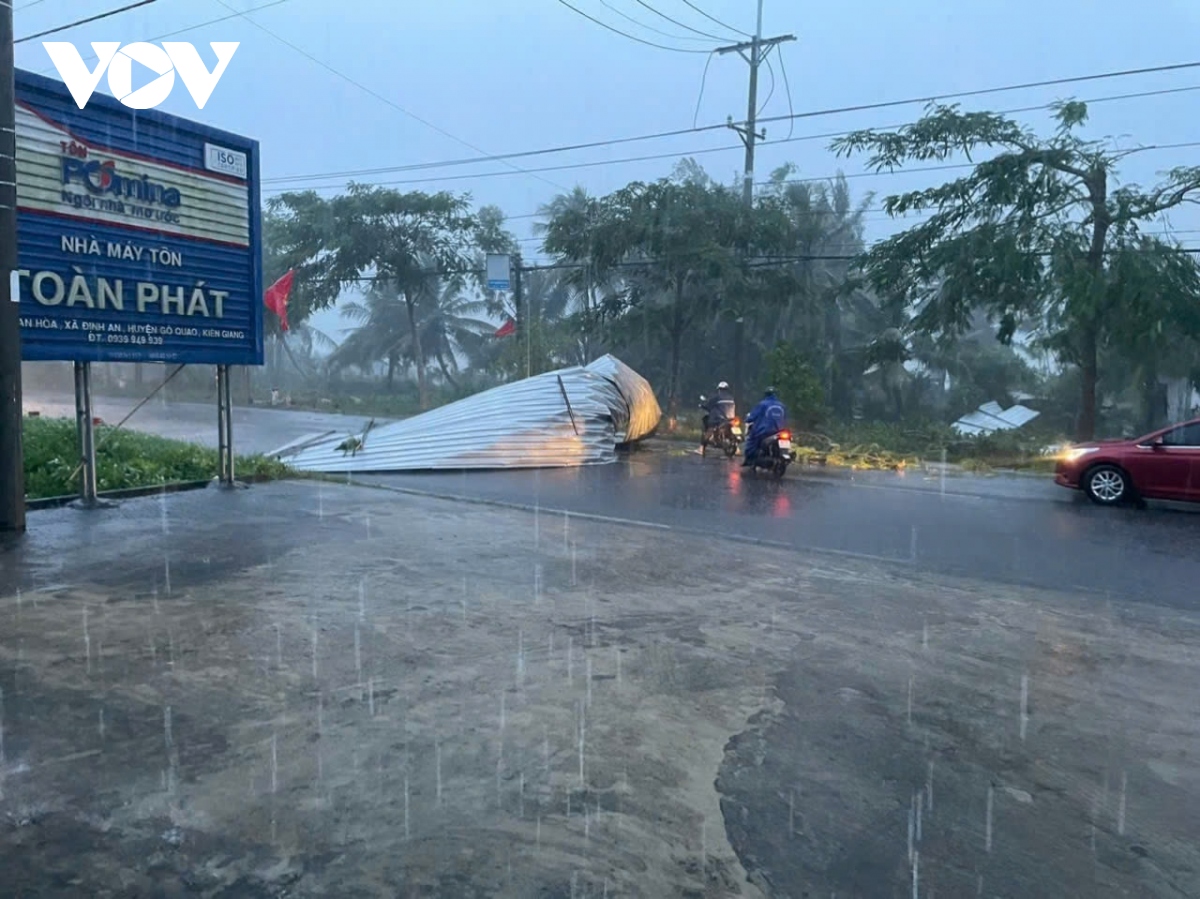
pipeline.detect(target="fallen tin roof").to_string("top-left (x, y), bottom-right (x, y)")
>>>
top-left (952, 400), bottom-right (1041, 436)
top-left (272, 355), bottom-right (662, 472)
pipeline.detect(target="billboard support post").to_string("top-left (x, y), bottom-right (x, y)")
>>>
top-left (71, 361), bottom-right (104, 508)
top-left (0, 3), bottom-right (25, 534)
top-left (215, 364), bottom-right (240, 489)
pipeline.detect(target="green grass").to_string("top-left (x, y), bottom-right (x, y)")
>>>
top-left (23, 416), bottom-right (292, 501)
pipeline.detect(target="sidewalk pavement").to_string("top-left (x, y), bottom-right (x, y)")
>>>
top-left (0, 481), bottom-right (1197, 897)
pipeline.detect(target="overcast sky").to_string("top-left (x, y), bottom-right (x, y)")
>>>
top-left (14, 0), bottom-right (1200, 339)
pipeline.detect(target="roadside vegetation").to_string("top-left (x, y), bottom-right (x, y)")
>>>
top-left (23, 417), bottom-right (291, 501)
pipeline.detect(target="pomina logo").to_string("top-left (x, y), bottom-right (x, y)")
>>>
top-left (42, 41), bottom-right (239, 110)
top-left (61, 156), bottom-right (182, 208)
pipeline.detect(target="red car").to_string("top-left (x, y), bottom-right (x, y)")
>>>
top-left (1055, 417), bottom-right (1200, 506)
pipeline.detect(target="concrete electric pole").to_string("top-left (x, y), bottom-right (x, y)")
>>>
top-left (716, 0), bottom-right (795, 205)
top-left (0, 0), bottom-right (25, 534)
top-left (716, 0), bottom-right (794, 394)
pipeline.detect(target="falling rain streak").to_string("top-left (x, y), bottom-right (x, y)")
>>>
top-left (435, 742), bottom-right (442, 806)
top-left (83, 606), bottom-right (91, 673)
top-left (1020, 673), bottom-right (1029, 741)
top-left (985, 784), bottom-right (994, 852)
top-left (1118, 770), bottom-right (1128, 835)
top-left (404, 775), bottom-right (411, 840)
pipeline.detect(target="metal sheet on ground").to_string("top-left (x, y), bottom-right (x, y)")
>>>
top-left (272, 354), bottom-right (662, 472)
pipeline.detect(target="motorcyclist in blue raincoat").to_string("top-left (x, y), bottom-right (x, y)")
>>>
top-left (742, 387), bottom-right (787, 466)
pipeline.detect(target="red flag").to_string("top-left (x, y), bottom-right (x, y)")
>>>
top-left (264, 270), bottom-right (294, 332)
top-left (494, 317), bottom-right (516, 338)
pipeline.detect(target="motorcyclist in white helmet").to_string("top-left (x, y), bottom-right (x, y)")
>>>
top-left (700, 381), bottom-right (737, 450)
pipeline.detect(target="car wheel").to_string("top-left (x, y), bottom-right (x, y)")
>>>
top-left (1083, 464), bottom-right (1130, 505)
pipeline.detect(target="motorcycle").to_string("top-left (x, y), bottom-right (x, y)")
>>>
top-left (698, 396), bottom-right (743, 458)
top-left (745, 428), bottom-right (793, 479)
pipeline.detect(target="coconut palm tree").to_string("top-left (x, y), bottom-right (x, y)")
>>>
top-left (413, 272), bottom-right (493, 389)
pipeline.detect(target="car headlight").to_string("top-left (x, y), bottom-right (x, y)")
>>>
top-left (1061, 447), bottom-right (1099, 463)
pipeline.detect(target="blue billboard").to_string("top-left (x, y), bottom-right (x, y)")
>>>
top-left (14, 69), bottom-right (263, 365)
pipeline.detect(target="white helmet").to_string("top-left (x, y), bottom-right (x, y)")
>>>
top-left (717, 381), bottom-right (729, 389)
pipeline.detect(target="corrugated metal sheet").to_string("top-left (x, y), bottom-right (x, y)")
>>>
top-left (952, 400), bottom-right (1041, 436)
top-left (584, 354), bottom-right (661, 442)
top-left (274, 355), bottom-right (660, 472)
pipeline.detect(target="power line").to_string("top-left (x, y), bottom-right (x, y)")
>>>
top-left (553, 0), bottom-right (711, 53)
top-left (284, 243), bottom-right (1200, 289)
top-left (596, 0), bottom-right (712, 42)
top-left (24, 0), bottom-right (292, 75)
top-left (16, 0), bottom-right (158, 43)
top-left (261, 87), bottom-right (1200, 195)
top-left (631, 0), bottom-right (728, 40)
top-left (264, 60), bottom-right (1200, 185)
top-left (759, 56), bottom-right (776, 115)
top-left (692, 50), bottom-right (717, 127)
top-left (754, 60), bottom-right (1200, 131)
top-left (679, 0), bottom-right (750, 37)
top-left (211, 0), bottom-right (567, 192)
top-left (27, 0), bottom-right (293, 75)
top-left (777, 46), bottom-right (795, 140)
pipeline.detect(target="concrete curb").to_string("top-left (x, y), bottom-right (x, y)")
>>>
top-left (26, 474), bottom-right (278, 511)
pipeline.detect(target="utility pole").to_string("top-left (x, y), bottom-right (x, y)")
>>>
top-left (0, 1), bottom-right (25, 534)
top-left (717, 0), bottom-right (795, 205)
top-left (512, 258), bottom-right (529, 378)
top-left (717, 1), bottom-right (794, 394)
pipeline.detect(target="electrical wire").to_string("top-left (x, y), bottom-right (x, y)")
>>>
top-left (212, 0), bottom-right (568, 192)
top-left (264, 60), bottom-right (1200, 185)
top-left (758, 56), bottom-right (776, 116)
top-left (266, 137), bottom-right (1200, 198)
top-left (27, 0), bottom-right (295, 77)
top-left (777, 47), bottom-right (795, 140)
top-left (16, 0), bottom-right (158, 43)
top-left (262, 88), bottom-right (1200, 194)
top-left (280, 243), bottom-right (1200, 290)
top-left (553, 0), bottom-right (711, 53)
top-left (597, 0), bottom-right (712, 43)
top-left (631, 0), bottom-right (727, 41)
top-left (679, 0), bottom-right (750, 37)
top-left (692, 50), bottom-right (717, 128)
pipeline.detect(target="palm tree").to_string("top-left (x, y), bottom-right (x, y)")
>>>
top-left (760, 168), bottom-right (872, 416)
top-left (536, 186), bottom-right (610, 362)
top-left (330, 267), bottom-right (493, 395)
top-left (330, 278), bottom-right (412, 389)
top-left (413, 273), bottom-right (493, 389)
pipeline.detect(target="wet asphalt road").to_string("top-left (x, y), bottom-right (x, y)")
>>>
top-left (22, 393), bottom-right (1200, 608)
top-left (23, 392), bottom-right (379, 456)
top-left (358, 449), bottom-right (1200, 609)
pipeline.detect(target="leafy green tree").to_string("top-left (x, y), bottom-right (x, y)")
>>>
top-left (755, 168), bottom-right (872, 414)
top-left (764, 341), bottom-right (827, 429)
top-left (832, 101), bottom-right (1200, 439)
top-left (545, 175), bottom-right (758, 413)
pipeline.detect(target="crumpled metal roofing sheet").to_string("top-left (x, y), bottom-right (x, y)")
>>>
top-left (584, 354), bottom-right (661, 443)
top-left (273, 355), bottom-right (661, 472)
top-left (952, 400), bottom-right (1041, 436)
